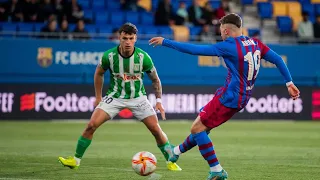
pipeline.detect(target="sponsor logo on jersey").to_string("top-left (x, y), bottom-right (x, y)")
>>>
top-left (37, 47), bottom-right (53, 68)
top-left (115, 74), bottom-right (141, 81)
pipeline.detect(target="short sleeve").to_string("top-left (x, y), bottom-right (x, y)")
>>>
top-left (99, 53), bottom-right (110, 70)
top-left (142, 53), bottom-right (154, 72)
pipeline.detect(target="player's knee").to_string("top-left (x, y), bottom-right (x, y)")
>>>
top-left (84, 122), bottom-right (97, 134)
top-left (150, 127), bottom-right (163, 139)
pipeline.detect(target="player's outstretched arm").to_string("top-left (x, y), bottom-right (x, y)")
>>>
top-left (94, 65), bottom-right (106, 107)
top-left (263, 50), bottom-right (300, 100)
top-left (149, 37), bottom-right (219, 56)
top-left (147, 69), bottom-right (166, 120)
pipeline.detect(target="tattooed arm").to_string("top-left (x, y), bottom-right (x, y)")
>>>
top-left (147, 68), bottom-right (162, 99)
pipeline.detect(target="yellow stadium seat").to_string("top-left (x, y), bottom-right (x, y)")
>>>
top-left (170, 25), bottom-right (190, 42)
top-left (138, 0), bottom-right (151, 12)
top-left (242, 28), bottom-right (248, 36)
top-left (311, 0), bottom-right (320, 3)
top-left (272, 2), bottom-right (287, 17)
top-left (198, 0), bottom-right (209, 7)
top-left (291, 15), bottom-right (303, 31)
top-left (287, 2), bottom-right (302, 18)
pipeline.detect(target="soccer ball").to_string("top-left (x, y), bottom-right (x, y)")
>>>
top-left (132, 151), bottom-right (157, 176)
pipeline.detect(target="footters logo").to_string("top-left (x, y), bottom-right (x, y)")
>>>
top-left (20, 92), bottom-right (95, 112)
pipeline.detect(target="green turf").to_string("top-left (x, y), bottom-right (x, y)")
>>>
top-left (0, 120), bottom-right (320, 180)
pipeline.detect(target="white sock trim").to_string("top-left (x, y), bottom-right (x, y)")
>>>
top-left (173, 146), bottom-right (181, 155)
top-left (74, 156), bottom-right (81, 165)
top-left (210, 164), bottom-right (223, 172)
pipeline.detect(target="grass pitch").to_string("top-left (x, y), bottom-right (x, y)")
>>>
top-left (0, 120), bottom-right (319, 180)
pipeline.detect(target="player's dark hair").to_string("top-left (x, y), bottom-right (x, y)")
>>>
top-left (118, 23), bottom-right (138, 35)
top-left (219, 13), bottom-right (242, 28)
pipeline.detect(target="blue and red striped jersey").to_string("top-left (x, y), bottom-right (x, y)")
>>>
top-left (163, 36), bottom-right (293, 109)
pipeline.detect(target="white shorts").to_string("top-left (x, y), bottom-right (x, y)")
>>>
top-left (95, 95), bottom-right (156, 120)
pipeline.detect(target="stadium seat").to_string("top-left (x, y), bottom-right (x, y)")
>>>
top-left (254, 0), bottom-right (268, 4)
top-left (272, 2), bottom-right (287, 17)
top-left (69, 23), bottom-right (76, 31)
top-left (84, 10), bottom-right (94, 21)
top-left (85, 24), bottom-right (97, 33)
top-left (189, 26), bottom-right (202, 41)
top-left (287, 2), bottom-right (302, 18)
top-left (248, 28), bottom-right (260, 37)
top-left (77, 0), bottom-right (91, 9)
top-left (241, 0), bottom-right (254, 5)
top-left (210, 1), bottom-right (221, 9)
top-left (98, 25), bottom-right (114, 34)
top-left (140, 12), bottom-right (154, 25)
top-left (95, 12), bottom-right (109, 24)
top-left (1, 23), bottom-right (18, 37)
top-left (92, 0), bottom-right (105, 10)
top-left (291, 15), bottom-right (303, 31)
top-left (311, 0), bottom-right (320, 3)
top-left (276, 16), bottom-right (292, 33)
top-left (138, 0), bottom-right (152, 11)
top-left (171, 25), bottom-right (190, 42)
top-left (17, 23), bottom-right (34, 37)
top-left (106, 1), bottom-right (121, 10)
top-left (34, 23), bottom-right (45, 32)
top-left (125, 12), bottom-right (140, 24)
top-left (158, 26), bottom-right (173, 38)
top-left (316, 4), bottom-right (320, 16)
top-left (302, 3), bottom-right (315, 17)
top-left (110, 12), bottom-right (125, 25)
top-left (152, 0), bottom-right (159, 11)
top-left (258, 2), bottom-right (273, 19)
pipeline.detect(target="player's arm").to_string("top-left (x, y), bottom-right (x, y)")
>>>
top-left (94, 54), bottom-right (109, 106)
top-left (149, 37), bottom-right (221, 56)
top-left (260, 44), bottom-right (300, 100)
top-left (147, 68), bottom-right (162, 99)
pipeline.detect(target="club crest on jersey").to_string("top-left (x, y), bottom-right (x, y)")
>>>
top-left (37, 47), bottom-right (53, 68)
top-left (134, 64), bottom-right (140, 71)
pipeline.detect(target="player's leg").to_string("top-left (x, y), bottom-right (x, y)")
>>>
top-left (58, 97), bottom-right (121, 169)
top-left (130, 96), bottom-right (181, 171)
top-left (142, 115), bottom-right (181, 171)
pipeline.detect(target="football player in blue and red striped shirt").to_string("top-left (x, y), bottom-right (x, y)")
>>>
top-left (149, 13), bottom-right (300, 180)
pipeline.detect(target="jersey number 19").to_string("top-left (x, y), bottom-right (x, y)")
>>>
top-left (244, 50), bottom-right (261, 81)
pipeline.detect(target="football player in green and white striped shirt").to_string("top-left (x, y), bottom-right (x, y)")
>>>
top-left (58, 23), bottom-right (181, 171)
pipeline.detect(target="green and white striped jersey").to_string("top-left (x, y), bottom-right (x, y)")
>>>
top-left (99, 46), bottom-right (154, 99)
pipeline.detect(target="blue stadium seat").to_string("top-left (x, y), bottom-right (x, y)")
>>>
top-left (189, 26), bottom-right (202, 41)
top-left (17, 23), bottom-right (34, 37)
top-left (210, 1), bottom-right (221, 9)
top-left (158, 26), bottom-right (173, 36)
top-left (110, 12), bottom-right (124, 25)
top-left (258, 2), bottom-right (273, 19)
top-left (152, 0), bottom-right (159, 11)
top-left (77, 0), bottom-right (91, 9)
top-left (84, 10), bottom-right (94, 21)
top-left (140, 12), bottom-right (154, 25)
top-left (316, 4), bottom-right (320, 16)
top-left (277, 16), bottom-right (292, 33)
top-left (95, 12), bottom-right (109, 24)
top-left (92, 0), bottom-right (105, 10)
top-left (98, 25), bottom-right (114, 34)
top-left (302, 3), bottom-right (315, 17)
top-left (299, 0), bottom-right (310, 4)
top-left (248, 28), bottom-right (260, 37)
top-left (34, 23), bottom-right (45, 32)
top-left (125, 12), bottom-right (140, 24)
top-left (69, 24), bottom-right (76, 31)
top-left (1, 23), bottom-right (18, 37)
top-left (241, 0), bottom-right (254, 5)
top-left (85, 24), bottom-right (97, 33)
top-left (106, 1), bottom-right (121, 10)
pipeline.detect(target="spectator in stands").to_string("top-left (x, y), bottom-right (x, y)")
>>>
top-left (198, 24), bottom-right (215, 43)
top-left (188, 0), bottom-right (206, 26)
top-left (72, 19), bottom-right (90, 40)
top-left (120, 0), bottom-right (145, 12)
top-left (313, 15), bottom-right (320, 42)
top-left (1, 0), bottom-right (24, 22)
top-left (54, 0), bottom-right (65, 22)
top-left (38, 0), bottom-right (55, 22)
top-left (202, 1), bottom-right (214, 25)
top-left (59, 19), bottom-right (71, 40)
top-left (0, 1), bottom-right (9, 21)
top-left (23, 0), bottom-right (38, 22)
top-left (176, 1), bottom-right (188, 25)
top-left (65, 0), bottom-right (83, 23)
top-left (297, 12), bottom-right (314, 44)
top-left (155, 0), bottom-right (175, 26)
top-left (215, 0), bottom-right (230, 19)
top-left (109, 28), bottom-right (120, 43)
top-left (40, 18), bottom-right (59, 39)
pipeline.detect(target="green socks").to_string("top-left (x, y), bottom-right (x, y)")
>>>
top-left (74, 136), bottom-right (92, 159)
top-left (158, 141), bottom-right (174, 161)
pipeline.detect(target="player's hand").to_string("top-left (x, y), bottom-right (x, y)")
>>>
top-left (155, 102), bottom-right (166, 120)
top-left (94, 96), bottom-right (102, 107)
top-left (149, 37), bottom-right (164, 47)
top-left (287, 84), bottom-right (300, 100)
